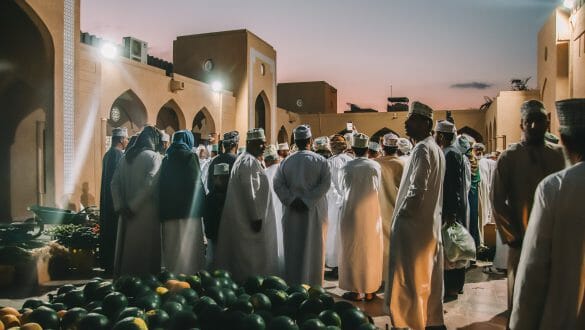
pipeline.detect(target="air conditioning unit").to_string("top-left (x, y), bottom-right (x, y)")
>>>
top-left (170, 79), bottom-right (185, 92)
top-left (123, 37), bottom-right (148, 63)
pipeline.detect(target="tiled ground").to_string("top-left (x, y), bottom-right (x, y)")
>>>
top-left (1, 264), bottom-right (507, 329)
top-left (324, 263), bottom-right (508, 329)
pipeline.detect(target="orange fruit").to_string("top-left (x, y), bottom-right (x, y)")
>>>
top-left (21, 322), bottom-right (43, 330)
top-left (165, 279), bottom-right (179, 288)
top-left (0, 307), bottom-right (19, 318)
top-left (0, 314), bottom-right (20, 328)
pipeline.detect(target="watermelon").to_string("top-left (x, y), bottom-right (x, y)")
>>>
top-left (241, 313), bottom-right (266, 330)
top-left (261, 276), bottom-right (288, 292)
top-left (145, 309), bottom-right (170, 329)
top-left (299, 298), bottom-right (324, 316)
top-left (112, 316), bottom-right (148, 330)
top-left (287, 292), bottom-right (308, 311)
top-left (132, 292), bottom-right (161, 310)
top-left (264, 289), bottom-right (289, 309)
top-left (185, 275), bottom-right (202, 293)
top-left (340, 309), bottom-right (368, 330)
top-left (229, 300), bottom-right (254, 314)
top-left (157, 270), bottom-right (176, 283)
top-left (287, 285), bottom-right (308, 297)
top-left (197, 303), bottom-right (223, 329)
top-left (78, 312), bottom-right (110, 330)
top-left (57, 284), bottom-right (76, 295)
top-left (161, 301), bottom-right (184, 317)
top-left (85, 300), bottom-right (102, 311)
top-left (318, 310), bottom-right (341, 327)
top-left (83, 280), bottom-right (103, 301)
top-left (141, 274), bottom-right (162, 289)
top-left (27, 306), bottom-right (60, 329)
top-left (168, 310), bottom-right (199, 330)
top-left (268, 316), bottom-right (299, 330)
top-left (178, 288), bottom-right (199, 305)
top-left (223, 288), bottom-right (238, 307)
top-left (250, 293), bottom-right (272, 312)
top-left (318, 294), bottom-right (334, 310)
top-left (244, 276), bottom-right (264, 294)
top-left (212, 269), bottom-right (232, 279)
top-left (308, 286), bottom-right (326, 299)
top-left (61, 307), bottom-right (88, 330)
top-left (22, 299), bottom-right (44, 310)
top-left (332, 301), bottom-right (356, 315)
top-left (192, 296), bottom-right (217, 315)
top-left (205, 286), bottom-right (226, 306)
top-left (102, 292), bottom-right (129, 318)
top-left (163, 293), bottom-right (187, 306)
top-left (116, 307), bottom-right (146, 321)
top-left (255, 309), bottom-right (274, 325)
top-left (301, 318), bottom-right (326, 330)
top-left (94, 281), bottom-right (114, 300)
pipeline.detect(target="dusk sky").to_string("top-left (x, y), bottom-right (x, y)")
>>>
top-left (81, 0), bottom-right (562, 112)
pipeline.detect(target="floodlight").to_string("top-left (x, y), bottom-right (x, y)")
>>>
top-left (100, 43), bottom-right (118, 59)
top-left (211, 81), bottom-right (223, 92)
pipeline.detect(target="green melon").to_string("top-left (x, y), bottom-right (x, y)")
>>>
top-left (168, 310), bottom-right (199, 330)
top-left (241, 313), bottom-right (266, 330)
top-left (318, 310), bottom-right (341, 327)
top-left (60, 307), bottom-right (88, 330)
top-left (244, 276), bottom-right (264, 294)
top-left (178, 288), bottom-right (199, 305)
top-left (223, 288), bottom-right (238, 307)
top-left (192, 296), bottom-right (217, 315)
top-left (340, 309), bottom-right (368, 330)
top-left (229, 299), bottom-right (254, 314)
top-left (57, 284), bottom-right (76, 295)
top-left (301, 318), bottom-right (326, 330)
top-left (112, 316), bottom-right (148, 330)
top-left (161, 301), bottom-right (184, 318)
top-left (157, 270), bottom-right (176, 283)
top-left (261, 276), bottom-right (289, 292)
top-left (205, 286), bottom-right (226, 306)
top-left (145, 309), bottom-right (170, 329)
top-left (308, 286), bottom-right (326, 299)
top-left (27, 306), bottom-right (60, 330)
top-left (287, 285), bottom-right (308, 297)
top-left (250, 293), bottom-right (272, 311)
top-left (299, 298), bottom-right (324, 316)
top-left (132, 292), bottom-right (161, 310)
top-left (83, 280), bottom-right (103, 301)
top-left (268, 316), bottom-right (299, 330)
top-left (22, 298), bottom-right (44, 310)
top-left (78, 312), bottom-right (110, 330)
top-left (116, 307), bottom-right (146, 321)
top-left (94, 281), bottom-right (114, 300)
top-left (102, 292), bottom-right (128, 318)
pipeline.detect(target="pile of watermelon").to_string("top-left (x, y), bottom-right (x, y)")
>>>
top-left (6, 270), bottom-right (378, 329)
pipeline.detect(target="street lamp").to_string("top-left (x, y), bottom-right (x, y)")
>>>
top-left (100, 42), bottom-right (118, 59)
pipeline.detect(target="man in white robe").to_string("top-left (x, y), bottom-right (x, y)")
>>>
top-left (338, 133), bottom-right (382, 301)
top-left (384, 101), bottom-right (446, 329)
top-left (325, 134), bottom-right (352, 278)
top-left (274, 125), bottom-right (331, 286)
top-left (510, 98), bottom-right (585, 330)
top-left (111, 126), bottom-right (163, 277)
top-left (374, 133), bottom-right (404, 290)
top-left (263, 144), bottom-right (284, 274)
top-left (215, 128), bottom-right (278, 282)
top-left (491, 100), bottom-right (565, 310)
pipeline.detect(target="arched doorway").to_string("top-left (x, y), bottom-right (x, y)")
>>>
top-left (254, 91), bottom-right (270, 131)
top-left (108, 90), bottom-right (148, 139)
top-left (192, 107), bottom-right (216, 146)
top-left (156, 100), bottom-right (185, 136)
top-left (277, 126), bottom-right (288, 144)
top-left (457, 126), bottom-right (483, 144)
top-left (0, 1), bottom-right (54, 221)
top-left (371, 127), bottom-right (401, 145)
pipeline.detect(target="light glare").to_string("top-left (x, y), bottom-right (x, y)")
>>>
top-left (100, 43), bottom-right (118, 59)
top-left (563, 0), bottom-right (575, 9)
top-left (211, 81), bottom-right (223, 92)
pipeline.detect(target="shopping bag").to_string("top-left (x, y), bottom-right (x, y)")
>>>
top-left (442, 222), bottom-right (476, 263)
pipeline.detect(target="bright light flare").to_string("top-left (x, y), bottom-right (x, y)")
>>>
top-left (100, 43), bottom-right (118, 59)
top-left (563, 0), bottom-right (575, 10)
top-left (211, 81), bottom-right (223, 92)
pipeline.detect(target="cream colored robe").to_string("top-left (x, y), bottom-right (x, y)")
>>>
top-left (374, 155), bottom-right (404, 282)
top-left (338, 157), bottom-right (382, 293)
top-left (325, 152), bottom-right (353, 268)
top-left (111, 150), bottom-right (162, 277)
top-left (510, 162), bottom-right (585, 330)
top-left (274, 150), bottom-right (331, 286)
top-left (215, 152), bottom-right (278, 282)
top-left (384, 136), bottom-right (446, 329)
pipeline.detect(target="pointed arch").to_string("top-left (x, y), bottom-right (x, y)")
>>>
top-left (108, 89), bottom-right (148, 136)
top-left (254, 91), bottom-right (270, 131)
top-left (0, 1), bottom-right (55, 220)
top-left (458, 126), bottom-right (483, 143)
top-left (277, 126), bottom-right (289, 144)
top-left (192, 107), bottom-right (216, 146)
top-left (371, 127), bottom-right (401, 144)
top-left (156, 99), bottom-right (186, 135)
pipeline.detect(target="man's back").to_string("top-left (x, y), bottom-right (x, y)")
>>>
top-left (491, 141), bottom-right (565, 244)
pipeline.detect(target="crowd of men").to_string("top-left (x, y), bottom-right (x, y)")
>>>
top-left (100, 98), bottom-right (585, 329)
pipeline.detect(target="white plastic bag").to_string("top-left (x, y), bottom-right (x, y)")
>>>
top-left (442, 222), bottom-right (476, 263)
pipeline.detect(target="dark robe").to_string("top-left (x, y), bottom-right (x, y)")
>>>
top-left (99, 146), bottom-right (123, 273)
top-left (203, 152), bottom-right (237, 241)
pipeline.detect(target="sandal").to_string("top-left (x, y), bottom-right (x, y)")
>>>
top-left (342, 292), bottom-right (362, 301)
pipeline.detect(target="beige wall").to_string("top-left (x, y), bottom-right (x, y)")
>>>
top-left (277, 81), bottom-right (337, 114)
top-left (570, 5), bottom-right (585, 98)
top-left (484, 90), bottom-right (540, 152)
top-left (72, 44), bottom-right (237, 209)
